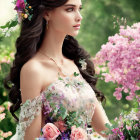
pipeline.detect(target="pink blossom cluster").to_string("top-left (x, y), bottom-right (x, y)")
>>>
top-left (0, 131), bottom-right (12, 140)
top-left (93, 22), bottom-right (140, 102)
top-left (0, 52), bottom-right (14, 64)
top-left (0, 57), bottom-right (10, 64)
top-left (105, 109), bottom-right (139, 139)
top-left (0, 105), bottom-right (12, 139)
top-left (111, 128), bottom-right (124, 140)
top-left (0, 52), bottom-right (15, 71)
top-left (0, 106), bottom-right (5, 121)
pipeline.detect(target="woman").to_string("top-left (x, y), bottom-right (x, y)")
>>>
top-left (4, 0), bottom-right (111, 139)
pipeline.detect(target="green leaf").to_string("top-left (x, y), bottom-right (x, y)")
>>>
top-left (0, 36), bottom-right (4, 42)
top-left (105, 123), bottom-right (114, 130)
top-left (1, 63), bottom-right (10, 73)
top-left (49, 102), bottom-right (56, 108)
top-left (46, 93), bottom-right (52, 99)
top-left (0, 20), bottom-right (18, 29)
top-left (77, 117), bottom-right (83, 124)
top-left (65, 84), bottom-right (70, 87)
top-left (74, 72), bottom-right (79, 77)
top-left (9, 20), bottom-right (18, 28)
top-left (71, 111), bottom-right (77, 117)
top-left (58, 104), bottom-right (68, 119)
top-left (131, 136), bottom-right (136, 140)
top-left (0, 21), bottom-right (10, 29)
top-left (58, 77), bottom-right (63, 80)
top-left (53, 107), bottom-right (59, 114)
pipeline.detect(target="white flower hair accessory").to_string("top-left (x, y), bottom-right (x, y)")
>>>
top-left (79, 58), bottom-right (87, 70)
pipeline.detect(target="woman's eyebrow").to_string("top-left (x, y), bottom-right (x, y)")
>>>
top-left (64, 4), bottom-right (82, 7)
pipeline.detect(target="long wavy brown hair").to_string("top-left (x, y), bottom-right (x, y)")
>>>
top-left (4, 0), bottom-right (106, 121)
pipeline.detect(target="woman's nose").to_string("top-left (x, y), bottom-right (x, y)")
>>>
top-left (75, 11), bottom-right (83, 22)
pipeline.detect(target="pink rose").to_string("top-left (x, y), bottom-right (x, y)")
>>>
top-left (42, 123), bottom-right (61, 140)
top-left (70, 125), bottom-right (88, 140)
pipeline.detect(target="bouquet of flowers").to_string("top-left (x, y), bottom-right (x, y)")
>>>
top-left (101, 108), bottom-right (140, 140)
top-left (35, 85), bottom-right (90, 140)
top-left (35, 123), bottom-right (89, 140)
top-left (93, 22), bottom-right (140, 103)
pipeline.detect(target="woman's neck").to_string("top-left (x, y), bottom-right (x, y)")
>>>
top-left (39, 27), bottom-right (67, 64)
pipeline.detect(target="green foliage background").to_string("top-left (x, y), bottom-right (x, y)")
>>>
top-left (0, 0), bottom-right (139, 139)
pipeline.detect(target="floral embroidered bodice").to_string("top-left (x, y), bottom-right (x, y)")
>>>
top-left (13, 72), bottom-right (101, 140)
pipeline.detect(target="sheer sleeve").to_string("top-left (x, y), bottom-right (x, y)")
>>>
top-left (16, 95), bottom-right (42, 140)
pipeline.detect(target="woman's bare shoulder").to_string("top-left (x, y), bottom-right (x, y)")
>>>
top-left (21, 58), bottom-right (43, 73)
top-left (21, 57), bottom-right (58, 92)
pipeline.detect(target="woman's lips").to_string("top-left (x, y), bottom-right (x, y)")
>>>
top-left (73, 26), bottom-right (80, 29)
top-left (73, 24), bottom-right (81, 30)
top-left (73, 25), bottom-right (80, 30)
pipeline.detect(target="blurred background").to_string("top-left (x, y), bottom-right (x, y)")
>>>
top-left (0, 0), bottom-right (140, 139)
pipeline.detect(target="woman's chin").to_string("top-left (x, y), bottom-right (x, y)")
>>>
top-left (69, 32), bottom-right (79, 37)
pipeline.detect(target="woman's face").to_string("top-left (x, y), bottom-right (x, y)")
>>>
top-left (48, 0), bottom-right (83, 36)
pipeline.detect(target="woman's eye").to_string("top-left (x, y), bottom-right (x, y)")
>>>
top-left (66, 8), bottom-right (74, 12)
top-left (79, 7), bottom-right (83, 11)
top-left (66, 7), bottom-right (83, 12)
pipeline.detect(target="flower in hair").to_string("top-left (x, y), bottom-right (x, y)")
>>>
top-left (79, 58), bottom-right (87, 70)
top-left (14, 0), bottom-right (33, 23)
top-left (14, 0), bottom-right (25, 11)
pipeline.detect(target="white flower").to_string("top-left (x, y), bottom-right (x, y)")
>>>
top-left (79, 59), bottom-right (87, 70)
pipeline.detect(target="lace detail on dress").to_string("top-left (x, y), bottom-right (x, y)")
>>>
top-left (16, 95), bottom-right (42, 140)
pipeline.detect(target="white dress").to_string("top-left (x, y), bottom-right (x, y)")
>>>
top-left (10, 72), bottom-right (108, 140)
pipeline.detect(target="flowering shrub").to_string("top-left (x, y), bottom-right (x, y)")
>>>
top-left (0, 52), bottom-right (14, 64)
top-left (101, 108), bottom-right (140, 140)
top-left (0, 51), bottom-right (14, 94)
top-left (0, 50), bottom-right (15, 139)
top-left (93, 22), bottom-right (140, 102)
top-left (0, 104), bottom-right (12, 140)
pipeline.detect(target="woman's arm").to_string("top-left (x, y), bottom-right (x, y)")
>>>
top-left (20, 61), bottom-right (43, 140)
top-left (91, 97), bottom-right (112, 138)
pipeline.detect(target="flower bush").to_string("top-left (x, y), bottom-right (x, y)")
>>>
top-left (0, 104), bottom-right (12, 140)
top-left (101, 108), bottom-right (140, 140)
top-left (0, 49), bottom-right (16, 140)
top-left (93, 22), bottom-right (140, 103)
top-left (92, 21), bottom-right (140, 139)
